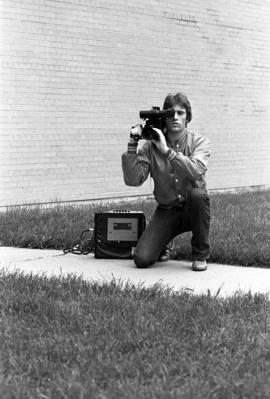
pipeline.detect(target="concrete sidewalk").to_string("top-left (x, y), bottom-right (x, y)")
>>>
top-left (1, 246), bottom-right (269, 298)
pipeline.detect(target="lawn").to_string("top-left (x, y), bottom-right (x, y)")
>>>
top-left (0, 189), bottom-right (270, 398)
top-left (1, 271), bottom-right (270, 399)
top-left (0, 189), bottom-right (269, 267)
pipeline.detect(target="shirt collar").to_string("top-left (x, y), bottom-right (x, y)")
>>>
top-left (166, 128), bottom-right (187, 151)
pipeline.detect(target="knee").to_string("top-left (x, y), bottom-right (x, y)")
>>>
top-left (133, 249), bottom-right (155, 269)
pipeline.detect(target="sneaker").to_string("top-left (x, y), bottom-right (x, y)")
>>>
top-left (192, 260), bottom-right (207, 271)
top-left (158, 248), bottom-right (170, 262)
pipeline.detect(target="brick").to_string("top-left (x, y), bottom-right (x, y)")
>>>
top-left (0, 0), bottom-right (270, 206)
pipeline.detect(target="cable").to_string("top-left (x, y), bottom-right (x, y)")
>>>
top-left (63, 228), bottom-right (95, 255)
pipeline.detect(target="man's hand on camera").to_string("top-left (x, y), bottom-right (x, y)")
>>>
top-left (129, 124), bottom-right (142, 142)
top-left (151, 128), bottom-right (169, 154)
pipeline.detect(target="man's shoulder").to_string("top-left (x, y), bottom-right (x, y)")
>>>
top-left (186, 128), bottom-right (210, 144)
top-left (186, 128), bottom-right (206, 138)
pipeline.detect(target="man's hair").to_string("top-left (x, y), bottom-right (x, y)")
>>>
top-left (162, 92), bottom-right (192, 124)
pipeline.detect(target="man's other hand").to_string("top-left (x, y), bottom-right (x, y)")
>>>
top-left (151, 128), bottom-right (169, 154)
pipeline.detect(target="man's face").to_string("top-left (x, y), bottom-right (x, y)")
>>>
top-left (165, 104), bottom-right (187, 134)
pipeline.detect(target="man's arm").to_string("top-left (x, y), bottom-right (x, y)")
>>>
top-left (149, 127), bottom-right (211, 181)
top-left (121, 132), bottom-right (151, 187)
top-left (166, 134), bottom-right (211, 180)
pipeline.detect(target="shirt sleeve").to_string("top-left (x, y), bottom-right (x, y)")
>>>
top-left (167, 134), bottom-right (212, 181)
top-left (121, 142), bottom-right (151, 186)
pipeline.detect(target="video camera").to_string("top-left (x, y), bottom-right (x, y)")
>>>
top-left (131, 106), bottom-right (175, 141)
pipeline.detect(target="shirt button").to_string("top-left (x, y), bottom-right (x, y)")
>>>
top-left (175, 179), bottom-right (178, 182)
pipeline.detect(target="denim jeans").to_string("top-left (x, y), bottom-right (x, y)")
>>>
top-left (133, 188), bottom-right (210, 268)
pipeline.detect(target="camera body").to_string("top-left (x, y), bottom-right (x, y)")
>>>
top-left (132, 107), bottom-right (175, 141)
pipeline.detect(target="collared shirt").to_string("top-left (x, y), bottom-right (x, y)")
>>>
top-left (121, 128), bottom-right (211, 207)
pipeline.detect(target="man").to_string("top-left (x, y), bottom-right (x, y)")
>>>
top-left (121, 92), bottom-right (211, 271)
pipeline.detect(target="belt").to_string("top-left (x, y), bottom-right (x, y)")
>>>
top-left (159, 197), bottom-right (186, 209)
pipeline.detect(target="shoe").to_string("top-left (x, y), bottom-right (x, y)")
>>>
top-left (192, 260), bottom-right (207, 271)
top-left (158, 248), bottom-right (170, 262)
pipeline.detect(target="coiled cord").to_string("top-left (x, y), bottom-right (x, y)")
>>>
top-left (63, 228), bottom-right (95, 255)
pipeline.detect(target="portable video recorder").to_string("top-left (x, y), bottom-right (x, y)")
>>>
top-left (94, 210), bottom-right (146, 259)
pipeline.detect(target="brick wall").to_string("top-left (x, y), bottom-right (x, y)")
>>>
top-left (0, 0), bottom-right (269, 206)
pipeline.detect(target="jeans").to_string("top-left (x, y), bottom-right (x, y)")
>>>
top-left (133, 188), bottom-right (210, 268)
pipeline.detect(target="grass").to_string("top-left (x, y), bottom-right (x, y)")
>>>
top-left (0, 189), bottom-right (269, 267)
top-left (1, 190), bottom-right (270, 397)
top-left (1, 271), bottom-right (270, 399)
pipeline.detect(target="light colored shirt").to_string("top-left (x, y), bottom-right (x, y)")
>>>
top-left (122, 128), bottom-right (211, 207)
